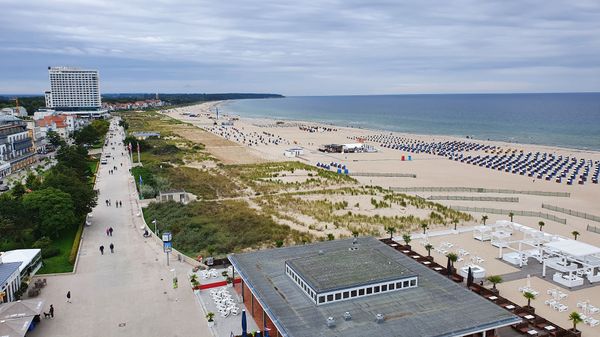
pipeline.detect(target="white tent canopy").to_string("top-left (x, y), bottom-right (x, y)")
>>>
top-left (544, 240), bottom-right (600, 258)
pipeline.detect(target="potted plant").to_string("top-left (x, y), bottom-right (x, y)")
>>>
top-left (190, 274), bottom-right (200, 290)
top-left (424, 243), bottom-right (434, 261)
top-left (402, 233), bottom-right (412, 250)
top-left (206, 312), bottom-right (215, 327)
top-left (226, 276), bottom-right (234, 288)
top-left (568, 311), bottom-right (583, 336)
top-left (446, 252), bottom-right (458, 275)
top-left (486, 275), bottom-right (503, 295)
top-left (523, 291), bottom-right (536, 313)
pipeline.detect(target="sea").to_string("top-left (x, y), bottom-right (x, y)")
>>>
top-left (220, 93), bottom-right (600, 152)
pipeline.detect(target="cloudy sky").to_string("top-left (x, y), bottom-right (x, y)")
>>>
top-left (1, 0), bottom-right (600, 95)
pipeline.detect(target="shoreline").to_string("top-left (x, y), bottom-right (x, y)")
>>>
top-left (214, 100), bottom-right (600, 157)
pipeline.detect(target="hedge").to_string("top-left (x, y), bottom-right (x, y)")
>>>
top-left (68, 223), bottom-right (84, 264)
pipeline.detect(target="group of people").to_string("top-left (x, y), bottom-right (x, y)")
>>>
top-left (99, 243), bottom-right (115, 254)
top-left (104, 199), bottom-right (123, 208)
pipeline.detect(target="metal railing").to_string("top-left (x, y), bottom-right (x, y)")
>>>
top-left (542, 204), bottom-right (600, 223)
top-left (588, 225), bottom-right (600, 234)
top-left (447, 205), bottom-right (567, 224)
top-left (351, 172), bottom-right (417, 178)
top-left (391, 187), bottom-right (570, 197)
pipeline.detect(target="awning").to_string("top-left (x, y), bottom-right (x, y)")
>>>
top-left (0, 299), bottom-right (45, 320)
top-left (0, 317), bottom-right (34, 337)
top-left (544, 240), bottom-right (600, 258)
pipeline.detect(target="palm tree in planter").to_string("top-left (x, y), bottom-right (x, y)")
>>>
top-left (487, 275), bottom-right (503, 294)
top-left (572, 231), bottom-right (580, 240)
top-left (425, 243), bottom-right (434, 261)
top-left (402, 233), bottom-right (412, 249)
top-left (452, 219), bottom-right (459, 231)
top-left (189, 274), bottom-right (200, 290)
top-left (386, 226), bottom-right (396, 239)
top-left (481, 215), bottom-right (489, 225)
top-left (206, 312), bottom-right (215, 327)
top-left (509, 212), bottom-right (515, 222)
top-left (523, 291), bottom-right (536, 312)
top-left (446, 252), bottom-right (458, 274)
top-left (538, 221), bottom-right (545, 232)
top-left (568, 311), bottom-right (583, 334)
top-left (420, 223), bottom-right (429, 234)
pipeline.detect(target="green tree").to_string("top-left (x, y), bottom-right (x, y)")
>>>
top-left (538, 221), bottom-right (545, 231)
top-left (487, 275), bottom-right (503, 291)
top-left (10, 182), bottom-right (26, 199)
top-left (509, 212), bottom-right (514, 222)
top-left (43, 166), bottom-right (98, 217)
top-left (572, 231), bottom-right (580, 240)
top-left (46, 130), bottom-right (65, 148)
top-left (446, 252), bottom-right (458, 273)
top-left (523, 291), bottom-right (536, 308)
top-left (452, 219), bottom-right (459, 231)
top-left (481, 215), bottom-right (488, 225)
top-left (23, 187), bottom-right (77, 238)
top-left (386, 226), bottom-right (396, 239)
top-left (25, 173), bottom-right (42, 191)
top-left (55, 145), bottom-right (92, 180)
top-left (73, 124), bottom-right (101, 146)
top-left (569, 311), bottom-right (583, 332)
top-left (425, 243), bottom-right (433, 257)
top-left (90, 119), bottom-right (109, 136)
top-left (420, 223), bottom-right (428, 234)
top-left (327, 233), bottom-right (335, 241)
top-left (402, 233), bottom-right (411, 246)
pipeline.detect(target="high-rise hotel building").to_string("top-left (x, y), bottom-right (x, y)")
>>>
top-left (44, 67), bottom-right (101, 110)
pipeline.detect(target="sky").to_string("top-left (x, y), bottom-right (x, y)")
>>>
top-left (1, 0), bottom-right (600, 95)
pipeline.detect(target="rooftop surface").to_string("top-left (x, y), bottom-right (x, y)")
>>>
top-left (0, 262), bottom-right (21, 285)
top-left (286, 247), bottom-right (414, 293)
top-left (229, 237), bottom-right (520, 337)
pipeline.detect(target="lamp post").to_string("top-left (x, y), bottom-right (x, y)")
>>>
top-left (152, 218), bottom-right (158, 235)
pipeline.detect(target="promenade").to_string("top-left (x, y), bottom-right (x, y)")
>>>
top-left (29, 119), bottom-right (211, 337)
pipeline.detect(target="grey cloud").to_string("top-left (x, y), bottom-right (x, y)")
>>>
top-left (0, 0), bottom-right (599, 94)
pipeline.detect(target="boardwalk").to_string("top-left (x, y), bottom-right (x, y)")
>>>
top-left (28, 119), bottom-right (211, 337)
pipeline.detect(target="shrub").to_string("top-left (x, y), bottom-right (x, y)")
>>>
top-left (43, 247), bottom-right (61, 258)
top-left (68, 224), bottom-right (84, 264)
top-left (32, 236), bottom-right (52, 249)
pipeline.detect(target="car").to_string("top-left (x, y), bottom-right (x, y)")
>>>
top-left (0, 185), bottom-right (9, 192)
top-left (101, 159), bottom-right (108, 165)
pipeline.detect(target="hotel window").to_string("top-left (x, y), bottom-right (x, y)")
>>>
top-left (359, 289), bottom-right (365, 296)
top-left (410, 279), bottom-right (416, 287)
top-left (403, 280), bottom-right (409, 288)
top-left (327, 294), bottom-right (333, 302)
top-left (343, 291), bottom-right (349, 299)
top-left (396, 282), bottom-right (402, 288)
top-left (382, 284), bottom-right (387, 292)
top-left (366, 287), bottom-right (372, 295)
top-left (374, 286), bottom-right (380, 293)
top-left (319, 296), bottom-right (325, 303)
top-left (335, 293), bottom-right (341, 300)
top-left (351, 290), bottom-right (357, 297)
top-left (389, 283), bottom-right (395, 290)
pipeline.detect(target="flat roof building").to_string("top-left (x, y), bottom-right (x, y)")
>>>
top-left (229, 237), bottom-right (520, 337)
top-left (0, 261), bottom-right (21, 303)
top-left (45, 67), bottom-right (102, 110)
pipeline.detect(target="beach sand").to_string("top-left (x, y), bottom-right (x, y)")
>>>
top-left (161, 101), bottom-right (600, 335)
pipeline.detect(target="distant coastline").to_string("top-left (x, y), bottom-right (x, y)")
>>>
top-left (220, 93), bottom-right (600, 152)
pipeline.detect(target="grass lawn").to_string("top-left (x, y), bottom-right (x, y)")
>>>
top-left (37, 226), bottom-right (79, 274)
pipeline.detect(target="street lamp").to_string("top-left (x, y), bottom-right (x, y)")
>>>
top-left (162, 231), bottom-right (172, 266)
top-left (152, 218), bottom-right (158, 235)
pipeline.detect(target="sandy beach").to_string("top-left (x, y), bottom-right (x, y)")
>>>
top-left (157, 101), bottom-right (600, 335)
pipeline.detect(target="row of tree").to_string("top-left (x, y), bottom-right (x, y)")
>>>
top-left (0, 144), bottom-right (98, 253)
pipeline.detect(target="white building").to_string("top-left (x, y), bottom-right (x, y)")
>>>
top-left (0, 260), bottom-right (21, 303)
top-left (0, 249), bottom-right (42, 280)
top-left (45, 67), bottom-right (102, 110)
top-left (0, 107), bottom-right (27, 117)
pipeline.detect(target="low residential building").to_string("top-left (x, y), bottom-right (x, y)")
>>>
top-left (0, 249), bottom-right (43, 280)
top-left (0, 115), bottom-right (36, 172)
top-left (157, 189), bottom-right (191, 204)
top-left (0, 160), bottom-right (10, 179)
top-left (0, 106), bottom-right (28, 117)
top-left (36, 115), bottom-right (69, 139)
top-left (0, 260), bottom-right (21, 303)
top-left (132, 131), bottom-right (160, 140)
top-left (229, 237), bottom-right (520, 337)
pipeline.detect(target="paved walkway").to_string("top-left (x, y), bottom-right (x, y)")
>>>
top-left (29, 119), bottom-right (212, 337)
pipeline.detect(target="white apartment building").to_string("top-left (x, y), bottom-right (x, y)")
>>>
top-left (45, 67), bottom-right (102, 109)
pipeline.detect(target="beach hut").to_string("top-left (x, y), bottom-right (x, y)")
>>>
top-left (408, 155), bottom-right (412, 161)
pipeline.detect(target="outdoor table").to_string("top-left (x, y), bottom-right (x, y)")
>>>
top-left (505, 305), bottom-right (515, 310)
top-left (422, 261), bottom-right (431, 265)
top-left (527, 330), bottom-right (538, 335)
top-left (544, 326), bottom-right (556, 331)
top-left (488, 296), bottom-right (498, 300)
top-left (524, 315), bottom-right (535, 320)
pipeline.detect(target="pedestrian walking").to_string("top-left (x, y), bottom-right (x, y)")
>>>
top-left (109, 243), bottom-right (114, 253)
top-left (119, 201), bottom-right (122, 208)
top-left (66, 291), bottom-right (71, 303)
top-left (100, 245), bottom-right (104, 255)
top-left (109, 227), bottom-right (113, 236)
top-left (49, 304), bottom-right (54, 318)
top-left (106, 227), bottom-right (110, 236)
